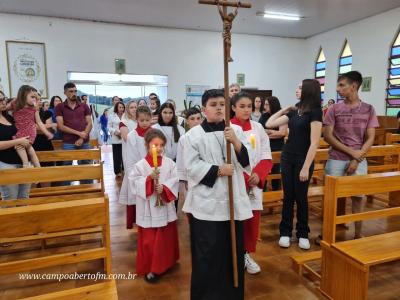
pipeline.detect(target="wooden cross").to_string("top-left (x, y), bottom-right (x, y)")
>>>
top-left (199, 0), bottom-right (252, 288)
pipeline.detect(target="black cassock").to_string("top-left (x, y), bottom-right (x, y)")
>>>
top-left (189, 216), bottom-right (245, 300)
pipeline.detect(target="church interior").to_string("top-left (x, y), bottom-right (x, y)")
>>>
top-left (0, 1), bottom-right (400, 299)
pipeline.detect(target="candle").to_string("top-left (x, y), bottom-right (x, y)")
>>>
top-left (250, 134), bottom-right (256, 149)
top-left (152, 145), bottom-right (158, 168)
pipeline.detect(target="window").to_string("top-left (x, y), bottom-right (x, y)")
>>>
top-left (337, 40), bottom-right (352, 101)
top-left (386, 29), bottom-right (400, 116)
top-left (315, 47), bottom-right (326, 101)
top-left (67, 72), bottom-right (168, 113)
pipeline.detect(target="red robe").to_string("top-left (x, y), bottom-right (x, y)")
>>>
top-left (136, 155), bottom-right (180, 275)
top-left (231, 117), bottom-right (273, 253)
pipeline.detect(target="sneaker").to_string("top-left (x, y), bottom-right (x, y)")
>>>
top-left (278, 236), bottom-right (290, 248)
top-left (244, 253), bottom-right (261, 274)
top-left (298, 238), bottom-right (311, 250)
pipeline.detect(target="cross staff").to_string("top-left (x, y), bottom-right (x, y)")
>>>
top-left (199, 0), bottom-right (251, 288)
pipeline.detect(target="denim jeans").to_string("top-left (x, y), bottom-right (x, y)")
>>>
top-left (325, 159), bottom-right (368, 177)
top-left (62, 143), bottom-right (93, 185)
top-left (325, 159), bottom-right (368, 198)
top-left (101, 126), bottom-right (108, 143)
top-left (0, 161), bottom-right (31, 200)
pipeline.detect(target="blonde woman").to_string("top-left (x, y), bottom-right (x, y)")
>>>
top-left (120, 100), bottom-right (138, 165)
top-left (120, 100), bottom-right (138, 140)
top-left (119, 100), bottom-right (138, 204)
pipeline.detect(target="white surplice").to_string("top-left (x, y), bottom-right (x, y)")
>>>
top-left (182, 123), bottom-right (254, 221)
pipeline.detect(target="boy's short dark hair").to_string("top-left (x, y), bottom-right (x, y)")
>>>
top-left (185, 107), bottom-right (201, 119)
top-left (201, 89), bottom-right (225, 107)
top-left (136, 105), bottom-right (152, 118)
top-left (64, 82), bottom-right (76, 91)
top-left (338, 71), bottom-right (363, 89)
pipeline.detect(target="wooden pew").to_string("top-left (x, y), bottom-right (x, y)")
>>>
top-left (20, 280), bottom-right (118, 300)
top-left (319, 137), bottom-right (329, 149)
top-left (263, 145), bottom-right (400, 208)
top-left (377, 116), bottom-right (398, 128)
top-left (0, 192), bottom-right (104, 208)
top-left (0, 164), bottom-right (104, 198)
top-left (0, 192), bottom-right (106, 249)
top-left (0, 195), bottom-right (116, 299)
top-left (36, 148), bottom-right (101, 163)
top-left (373, 128), bottom-right (386, 145)
top-left (0, 196), bottom-right (112, 275)
top-left (319, 172), bottom-right (400, 300)
top-left (385, 132), bottom-right (400, 145)
top-left (52, 139), bottom-right (99, 150)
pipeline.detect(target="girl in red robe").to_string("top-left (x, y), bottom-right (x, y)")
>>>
top-left (231, 92), bottom-right (273, 274)
top-left (128, 128), bottom-right (180, 283)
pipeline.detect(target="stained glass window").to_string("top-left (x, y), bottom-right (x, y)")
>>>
top-left (315, 48), bottom-right (326, 101)
top-left (386, 29), bottom-right (400, 116)
top-left (337, 40), bottom-right (352, 101)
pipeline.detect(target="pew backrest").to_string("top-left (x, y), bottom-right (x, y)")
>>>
top-left (36, 148), bottom-right (101, 163)
top-left (322, 171), bottom-right (400, 244)
top-left (0, 164), bottom-right (104, 193)
top-left (0, 194), bottom-right (112, 275)
top-left (0, 192), bottom-right (104, 208)
top-left (52, 139), bottom-right (99, 150)
top-left (385, 132), bottom-right (400, 145)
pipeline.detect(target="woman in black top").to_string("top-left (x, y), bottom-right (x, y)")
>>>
top-left (259, 96), bottom-right (288, 190)
top-left (0, 95), bottom-right (31, 200)
top-left (33, 108), bottom-right (56, 153)
top-left (267, 79), bottom-right (322, 250)
top-left (33, 107), bottom-right (56, 183)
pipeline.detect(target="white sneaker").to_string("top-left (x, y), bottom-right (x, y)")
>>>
top-left (244, 253), bottom-right (261, 274)
top-left (298, 238), bottom-right (311, 250)
top-left (278, 236), bottom-right (290, 248)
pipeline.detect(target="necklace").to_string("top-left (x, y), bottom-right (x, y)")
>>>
top-left (297, 108), bottom-right (303, 116)
top-left (213, 132), bottom-right (226, 162)
top-left (205, 122), bottom-right (226, 162)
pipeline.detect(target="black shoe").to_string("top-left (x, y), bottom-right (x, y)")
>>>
top-left (144, 272), bottom-right (160, 283)
top-left (315, 235), bottom-right (322, 246)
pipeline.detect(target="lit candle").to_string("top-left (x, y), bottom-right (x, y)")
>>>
top-left (152, 145), bottom-right (158, 168)
top-left (250, 134), bottom-right (256, 149)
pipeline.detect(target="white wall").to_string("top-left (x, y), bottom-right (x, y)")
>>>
top-left (304, 7), bottom-right (400, 115)
top-left (2, 7), bottom-right (399, 114)
top-left (0, 13), bottom-right (307, 110)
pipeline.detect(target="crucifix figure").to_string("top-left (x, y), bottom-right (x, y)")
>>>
top-left (199, 0), bottom-right (251, 289)
top-left (218, 3), bottom-right (238, 62)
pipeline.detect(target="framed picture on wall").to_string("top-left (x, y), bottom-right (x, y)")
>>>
top-left (6, 41), bottom-right (49, 98)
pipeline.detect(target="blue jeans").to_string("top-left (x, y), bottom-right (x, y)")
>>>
top-left (101, 126), bottom-right (108, 143)
top-left (0, 161), bottom-right (31, 200)
top-left (325, 159), bottom-right (368, 177)
top-left (62, 143), bottom-right (93, 185)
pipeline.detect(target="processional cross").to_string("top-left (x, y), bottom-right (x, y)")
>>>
top-left (199, 0), bottom-right (252, 288)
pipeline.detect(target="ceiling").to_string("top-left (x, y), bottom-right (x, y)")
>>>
top-left (1, 0), bottom-right (399, 38)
